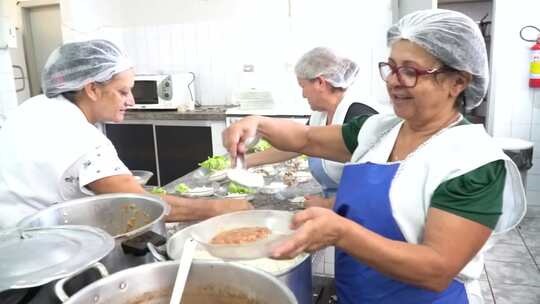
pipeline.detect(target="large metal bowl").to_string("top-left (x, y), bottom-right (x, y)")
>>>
top-left (17, 193), bottom-right (170, 273)
top-left (60, 261), bottom-right (298, 304)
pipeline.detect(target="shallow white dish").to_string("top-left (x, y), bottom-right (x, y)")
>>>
top-left (178, 186), bottom-right (215, 197)
top-left (207, 170), bottom-right (229, 182)
top-left (227, 169), bottom-right (264, 188)
top-left (189, 210), bottom-right (295, 260)
top-left (260, 182), bottom-right (287, 194)
top-left (293, 171), bottom-right (312, 183)
top-left (221, 193), bottom-right (254, 201)
top-left (167, 225), bottom-right (307, 276)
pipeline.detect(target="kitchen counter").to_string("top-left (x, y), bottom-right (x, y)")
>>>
top-left (162, 160), bottom-right (322, 236)
top-left (123, 105), bottom-right (229, 121)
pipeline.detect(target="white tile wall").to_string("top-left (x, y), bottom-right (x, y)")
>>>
top-left (60, 0), bottom-right (393, 108)
top-left (489, 0), bottom-right (540, 195)
top-left (0, 49), bottom-right (18, 127)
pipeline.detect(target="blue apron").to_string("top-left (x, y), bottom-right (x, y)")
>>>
top-left (332, 162), bottom-right (469, 304)
top-left (308, 156), bottom-right (339, 198)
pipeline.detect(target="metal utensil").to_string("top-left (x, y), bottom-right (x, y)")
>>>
top-left (169, 238), bottom-right (197, 304)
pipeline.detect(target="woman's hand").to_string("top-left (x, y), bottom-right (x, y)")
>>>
top-left (304, 195), bottom-right (335, 209)
top-left (222, 116), bottom-right (262, 159)
top-left (271, 207), bottom-right (346, 259)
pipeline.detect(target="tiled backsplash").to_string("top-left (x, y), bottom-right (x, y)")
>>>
top-left (0, 49), bottom-right (17, 127)
top-left (489, 0), bottom-right (540, 200)
top-left (60, 0), bottom-right (393, 108)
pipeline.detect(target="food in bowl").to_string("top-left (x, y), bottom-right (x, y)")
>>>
top-left (210, 227), bottom-right (271, 245)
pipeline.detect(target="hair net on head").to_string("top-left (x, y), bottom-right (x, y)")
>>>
top-left (294, 47), bottom-right (359, 89)
top-left (42, 39), bottom-right (133, 98)
top-left (387, 9), bottom-right (489, 110)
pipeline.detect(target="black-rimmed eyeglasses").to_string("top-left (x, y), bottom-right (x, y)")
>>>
top-left (378, 62), bottom-right (453, 88)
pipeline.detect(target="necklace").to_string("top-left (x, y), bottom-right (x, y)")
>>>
top-left (389, 113), bottom-right (462, 162)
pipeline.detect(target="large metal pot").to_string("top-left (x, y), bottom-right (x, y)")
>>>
top-left (18, 193), bottom-right (169, 272)
top-left (15, 193), bottom-right (169, 303)
top-left (157, 224), bottom-right (312, 304)
top-left (60, 261), bottom-right (298, 304)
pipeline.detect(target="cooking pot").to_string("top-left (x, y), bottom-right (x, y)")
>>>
top-left (16, 193), bottom-right (169, 303)
top-left (152, 224), bottom-right (312, 304)
top-left (58, 260), bottom-right (298, 304)
top-left (18, 193), bottom-right (169, 272)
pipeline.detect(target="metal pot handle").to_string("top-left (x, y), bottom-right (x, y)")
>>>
top-left (147, 242), bottom-right (168, 262)
top-left (54, 262), bottom-right (109, 303)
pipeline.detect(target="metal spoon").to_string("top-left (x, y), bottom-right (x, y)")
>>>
top-left (169, 238), bottom-right (197, 304)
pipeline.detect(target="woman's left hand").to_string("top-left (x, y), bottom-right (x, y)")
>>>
top-left (271, 207), bottom-right (346, 259)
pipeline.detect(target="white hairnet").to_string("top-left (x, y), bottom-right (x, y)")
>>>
top-left (42, 39), bottom-right (133, 98)
top-left (294, 47), bottom-right (359, 89)
top-left (387, 9), bottom-right (489, 110)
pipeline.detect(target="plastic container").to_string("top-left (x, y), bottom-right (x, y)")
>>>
top-left (190, 210), bottom-right (294, 260)
top-left (131, 170), bottom-right (153, 185)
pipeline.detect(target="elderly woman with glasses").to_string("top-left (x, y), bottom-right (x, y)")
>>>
top-left (222, 9), bottom-right (526, 303)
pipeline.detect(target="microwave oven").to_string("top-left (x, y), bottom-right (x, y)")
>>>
top-left (130, 73), bottom-right (196, 110)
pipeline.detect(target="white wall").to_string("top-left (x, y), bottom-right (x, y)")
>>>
top-left (59, 0), bottom-right (393, 108)
top-left (0, 2), bottom-right (18, 127)
top-left (489, 0), bottom-right (540, 202)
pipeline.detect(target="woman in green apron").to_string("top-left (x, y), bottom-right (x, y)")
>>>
top-left (223, 9), bottom-right (526, 304)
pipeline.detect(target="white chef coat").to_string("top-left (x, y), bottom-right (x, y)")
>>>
top-left (0, 94), bottom-right (130, 228)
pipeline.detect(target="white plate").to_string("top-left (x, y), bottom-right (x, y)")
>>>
top-left (293, 171), bottom-right (312, 183)
top-left (207, 170), bottom-right (228, 182)
top-left (222, 193), bottom-right (254, 201)
top-left (260, 182), bottom-right (287, 194)
top-left (227, 169), bottom-right (264, 188)
top-left (178, 187), bottom-right (215, 197)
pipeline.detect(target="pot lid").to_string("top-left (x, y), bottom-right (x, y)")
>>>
top-left (0, 225), bottom-right (114, 292)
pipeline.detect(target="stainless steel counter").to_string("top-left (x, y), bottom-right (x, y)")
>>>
top-left (123, 105), bottom-right (229, 121)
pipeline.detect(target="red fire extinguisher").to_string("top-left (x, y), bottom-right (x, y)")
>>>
top-left (529, 38), bottom-right (540, 88)
top-left (521, 26), bottom-right (540, 88)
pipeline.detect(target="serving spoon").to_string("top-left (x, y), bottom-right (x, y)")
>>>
top-left (169, 238), bottom-right (198, 304)
top-left (227, 137), bottom-right (264, 188)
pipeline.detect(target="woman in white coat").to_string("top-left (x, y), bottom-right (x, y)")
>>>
top-left (246, 47), bottom-right (379, 206)
top-left (224, 10), bottom-right (526, 303)
top-left (0, 40), bottom-right (251, 228)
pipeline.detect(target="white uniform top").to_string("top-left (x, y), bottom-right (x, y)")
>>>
top-left (0, 95), bottom-right (130, 228)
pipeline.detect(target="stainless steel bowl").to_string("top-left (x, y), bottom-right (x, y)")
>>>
top-left (60, 261), bottom-right (298, 304)
top-left (18, 193), bottom-right (170, 272)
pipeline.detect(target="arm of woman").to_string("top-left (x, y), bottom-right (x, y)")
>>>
top-left (245, 147), bottom-right (300, 168)
top-left (88, 175), bottom-right (253, 222)
top-left (273, 207), bottom-right (490, 292)
top-left (223, 115), bottom-right (351, 163)
top-left (273, 161), bottom-right (505, 291)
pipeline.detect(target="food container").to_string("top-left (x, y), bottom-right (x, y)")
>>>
top-left (131, 170), bottom-right (154, 185)
top-left (190, 210), bottom-right (294, 259)
top-left (161, 220), bottom-right (313, 304)
top-left (18, 193), bottom-right (169, 273)
top-left (59, 261), bottom-right (298, 304)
